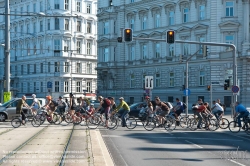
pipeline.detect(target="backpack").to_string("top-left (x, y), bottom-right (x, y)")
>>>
top-left (52, 100), bottom-right (58, 106)
top-left (163, 101), bottom-right (173, 109)
top-left (182, 102), bottom-right (187, 110)
top-left (103, 98), bottom-right (111, 107)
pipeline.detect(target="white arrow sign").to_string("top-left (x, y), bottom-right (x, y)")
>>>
top-left (145, 76), bottom-right (153, 89)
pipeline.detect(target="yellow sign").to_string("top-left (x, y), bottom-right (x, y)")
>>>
top-left (4, 92), bottom-right (11, 103)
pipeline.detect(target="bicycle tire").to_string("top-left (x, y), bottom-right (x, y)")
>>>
top-left (80, 117), bottom-right (87, 126)
top-left (179, 116), bottom-right (189, 128)
top-left (125, 117), bottom-right (137, 129)
top-left (31, 117), bottom-right (41, 127)
top-left (219, 118), bottom-right (229, 129)
top-left (11, 118), bottom-right (21, 128)
top-left (73, 116), bottom-right (82, 125)
top-left (164, 118), bottom-right (176, 131)
top-left (87, 116), bottom-right (101, 129)
top-left (208, 119), bottom-right (218, 131)
top-left (188, 118), bottom-right (198, 131)
top-left (143, 118), bottom-right (156, 131)
top-left (64, 114), bottom-right (73, 123)
top-left (229, 121), bottom-right (241, 133)
top-left (107, 117), bottom-right (118, 129)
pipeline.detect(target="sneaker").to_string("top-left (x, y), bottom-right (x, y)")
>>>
top-left (197, 126), bottom-right (202, 129)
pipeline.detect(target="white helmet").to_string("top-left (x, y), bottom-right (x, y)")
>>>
top-left (32, 94), bottom-right (36, 98)
top-left (90, 103), bottom-right (94, 106)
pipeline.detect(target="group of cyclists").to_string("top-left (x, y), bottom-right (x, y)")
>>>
top-left (15, 93), bottom-right (249, 130)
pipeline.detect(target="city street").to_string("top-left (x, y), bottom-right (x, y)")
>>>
top-left (100, 121), bottom-right (250, 166)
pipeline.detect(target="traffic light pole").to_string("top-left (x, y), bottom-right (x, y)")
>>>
top-left (133, 37), bottom-right (237, 115)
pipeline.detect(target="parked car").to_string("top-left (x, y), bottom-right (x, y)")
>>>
top-left (0, 98), bottom-right (46, 121)
top-left (90, 100), bottom-right (100, 109)
top-left (117, 102), bottom-right (147, 118)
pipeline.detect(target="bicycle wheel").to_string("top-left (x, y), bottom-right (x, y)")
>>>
top-left (143, 118), bottom-right (156, 131)
top-left (107, 117), bottom-right (118, 129)
top-left (179, 116), bottom-right (189, 128)
top-left (125, 117), bottom-right (137, 129)
top-left (11, 118), bottom-right (21, 128)
top-left (73, 116), bottom-right (82, 125)
top-left (65, 114), bottom-right (73, 123)
top-left (229, 121), bottom-right (241, 133)
top-left (31, 117), bottom-right (41, 127)
top-left (87, 116), bottom-right (101, 129)
top-left (208, 119), bottom-right (218, 131)
top-left (80, 117), bottom-right (87, 126)
top-left (188, 118), bottom-right (198, 131)
top-left (245, 123), bottom-right (250, 135)
top-left (219, 118), bottom-right (229, 129)
top-left (164, 118), bottom-right (176, 131)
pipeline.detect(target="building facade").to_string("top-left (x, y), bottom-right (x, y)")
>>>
top-left (0, 0), bottom-right (98, 101)
top-left (96, 0), bottom-right (250, 108)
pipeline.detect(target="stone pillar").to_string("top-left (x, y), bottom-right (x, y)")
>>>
top-left (243, 0), bottom-right (250, 42)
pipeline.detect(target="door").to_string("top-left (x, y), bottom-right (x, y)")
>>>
top-left (224, 96), bottom-right (231, 108)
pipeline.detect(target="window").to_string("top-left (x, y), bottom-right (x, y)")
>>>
top-left (76, 2), bottom-right (81, 12)
top-left (76, 41), bottom-right (81, 53)
top-left (40, 21), bottom-right (43, 32)
top-left (55, 18), bottom-right (59, 30)
top-left (21, 65), bottom-right (23, 75)
top-left (169, 44), bottom-right (174, 57)
top-left (14, 26), bottom-right (17, 37)
top-left (27, 5), bottom-right (29, 12)
top-left (87, 22), bottom-right (91, 33)
top-left (130, 45), bottom-right (135, 60)
top-left (103, 48), bottom-right (109, 62)
top-left (55, 0), bottom-right (60, 9)
top-left (33, 22), bottom-right (36, 33)
top-left (198, 36), bottom-right (205, 54)
top-left (142, 16), bottom-right (147, 30)
top-left (169, 11), bottom-right (174, 25)
top-left (199, 5), bottom-right (205, 20)
top-left (40, 1), bottom-right (43, 12)
top-left (76, 81), bottom-right (81, 92)
top-left (65, 19), bottom-right (69, 30)
top-left (199, 71), bottom-right (205, 86)
top-left (27, 23), bottom-right (30, 33)
top-left (55, 62), bottom-right (60, 72)
top-left (142, 74), bottom-right (146, 88)
top-left (225, 35), bottom-right (234, 50)
top-left (226, 2), bottom-right (234, 17)
top-left (64, 81), bottom-right (69, 92)
top-left (54, 39), bottom-right (60, 50)
top-left (65, 0), bottom-right (69, 10)
top-left (64, 62), bottom-right (69, 72)
top-left (48, 62), bottom-right (50, 72)
top-left (47, 19), bottom-right (50, 30)
top-left (168, 96), bottom-right (174, 103)
top-left (130, 19), bottom-right (134, 31)
top-left (27, 43), bottom-right (30, 55)
top-left (155, 73), bottom-right (160, 87)
top-left (27, 64), bottom-right (30, 74)
top-left (87, 42), bottom-right (91, 55)
top-left (27, 83), bottom-right (30, 92)
top-left (21, 7), bottom-right (23, 13)
top-left (21, 83), bottom-right (23, 92)
top-left (155, 43), bottom-right (160, 58)
top-left (76, 63), bottom-right (81, 73)
top-left (109, 0), bottom-right (113, 6)
top-left (77, 21), bottom-right (81, 32)
top-left (33, 64), bottom-right (36, 73)
top-left (87, 3), bottom-right (91, 13)
top-left (142, 44), bottom-right (147, 59)
top-left (183, 43), bottom-right (189, 55)
top-left (104, 22), bottom-right (109, 34)
top-left (114, 21), bottom-right (116, 33)
top-left (86, 81), bottom-right (91, 93)
top-left (39, 82), bottom-right (43, 92)
top-left (33, 3), bottom-right (36, 12)
top-left (40, 41), bottom-right (43, 53)
top-left (40, 63), bottom-right (43, 73)
top-left (20, 25), bottom-right (23, 35)
top-left (64, 40), bottom-right (69, 52)
top-left (55, 81), bottom-right (59, 92)
top-left (183, 8), bottom-right (189, 23)
top-left (131, 0), bottom-right (134, 2)
top-left (183, 72), bottom-right (186, 86)
top-left (86, 63), bottom-right (92, 74)
top-left (34, 45), bottom-right (37, 54)
top-left (169, 72), bottom-right (174, 87)
top-left (34, 82), bottom-right (36, 92)
top-left (130, 74), bottom-right (135, 88)
top-left (155, 14), bottom-right (160, 28)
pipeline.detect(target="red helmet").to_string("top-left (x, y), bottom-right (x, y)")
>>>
top-left (145, 96), bottom-right (150, 100)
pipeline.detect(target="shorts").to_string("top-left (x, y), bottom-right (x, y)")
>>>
top-left (175, 109), bottom-right (183, 116)
top-left (104, 107), bottom-right (110, 120)
top-left (100, 108), bottom-right (105, 114)
top-left (159, 111), bottom-right (169, 117)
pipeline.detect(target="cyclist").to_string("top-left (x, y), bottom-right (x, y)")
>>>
top-left (16, 95), bottom-right (30, 125)
top-left (108, 97), bottom-right (117, 113)
top-left (69, 93), bottom-right (77, 121)
top-left (194, 103), bottom-right (207, 129)
top-left (30, 94), bottom-right (40, 115)
top-left (211, 100), bottom-right (224, 120)
top-left (43, 95), bottom-right (56, 120)
top-left (154, 97), bottom-right (170, 127)
top-left (96, 96), bottom-right (111, 128)
top-left (113, 97), bottom-right (130, 127)
top-left (234, 102), bottom-right (249, 128)
top-left (57, 96), bottom-right (67, 115)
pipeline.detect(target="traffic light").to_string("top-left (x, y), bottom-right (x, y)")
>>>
top-left (124, 28), bottom-right (133, 42)
top-left (203, 45), bottom-right (208, 57)
top-left (167, 30), bottom-right (175, 43)
top-left (207, 85), bottom-right (210, 91)
top-left (117, 37), bottom-right (122, 43)
top-left (224, 79), bottom-right (230, 90)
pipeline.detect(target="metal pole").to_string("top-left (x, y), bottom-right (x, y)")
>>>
top-left (232, 48), bottom-right (237, 115)
top-left (185, 61), bottom-right (188, 116)
top-left (71, 52), bottom-right (72, 93)
top-left (5, 0), bottom-right (10, 92)
top-left (210, 84), bottom-right (212, 107)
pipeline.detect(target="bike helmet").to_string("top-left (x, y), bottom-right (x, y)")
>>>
top-left (46, 95), bottom-right (52, 100)
top-left (90, 103), bottom-right (94, 106)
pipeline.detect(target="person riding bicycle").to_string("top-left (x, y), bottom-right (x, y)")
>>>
top-left (113, 97), bottom-right (130, 127)
top-left (96, 96), bottom-right (111, 128)
top-left (173, 98), bottom-right (184, 120)
top-left (43, 95), bottom-right (56, 120)
top-left (87, 103), bottom-right (95, 115)
top-left (108, 97), bottom-right (117, 113)
top-left (234, 102), bottom-right (249, 128)
top-left (193, 102), bottom-right (207, 129)
top-left (16, 95), bottom-right (30, 125)
top-left (211, 100), bottom-right (224, 121)
top-left (30, 94), bottom-right (40, 115)
top-left (154, 97), bottom-right (170, 127)
top-left (57, 96), bottom-right (67, 115)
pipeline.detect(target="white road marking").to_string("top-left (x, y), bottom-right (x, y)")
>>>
top-left (185, 140), bottom-right (203, 148)
top-left (228, 159), bottom-right (246, 166)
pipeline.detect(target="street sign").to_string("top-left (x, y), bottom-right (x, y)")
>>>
top-left (145, 76), bottom-right (153, 89)
top-left (47, 81), bottom-right (52, 88)
top-left (3, 92), bottom-right (11, 103)
top-left (183, 89), bottom-right (191, 96)
top-left (232, 85), bottom-right (239, 93)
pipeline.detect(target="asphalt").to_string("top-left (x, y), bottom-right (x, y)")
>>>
top-left (100, 114), bottom-right (250, 166)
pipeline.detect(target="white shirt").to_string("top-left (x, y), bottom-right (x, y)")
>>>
top-left (213, 103), bottom-right (224, 111)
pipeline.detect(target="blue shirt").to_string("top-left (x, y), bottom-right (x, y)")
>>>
top-left (235, 104), bottom-right (248, 113)
top-left (177, 102), bottom-right (184, 111)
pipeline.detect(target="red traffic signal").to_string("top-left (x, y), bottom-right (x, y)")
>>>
top-left (124, 28), bottom-right (133, 42)
top-left (167, 31), bottom-right (175, 43)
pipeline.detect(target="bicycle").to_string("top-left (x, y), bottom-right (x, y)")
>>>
top-left (188, 113), bottom-right (217, 131)
top-left (11, 109), bottom-right (41, 128)
top-left (213, 112), bottom-right (229, 129)
top-left (108, 112), bottom-right (137, 130)
top-left (228, 114), bottom-right (250, 134)
top-left (35, 108), bottom-right (59, 125)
